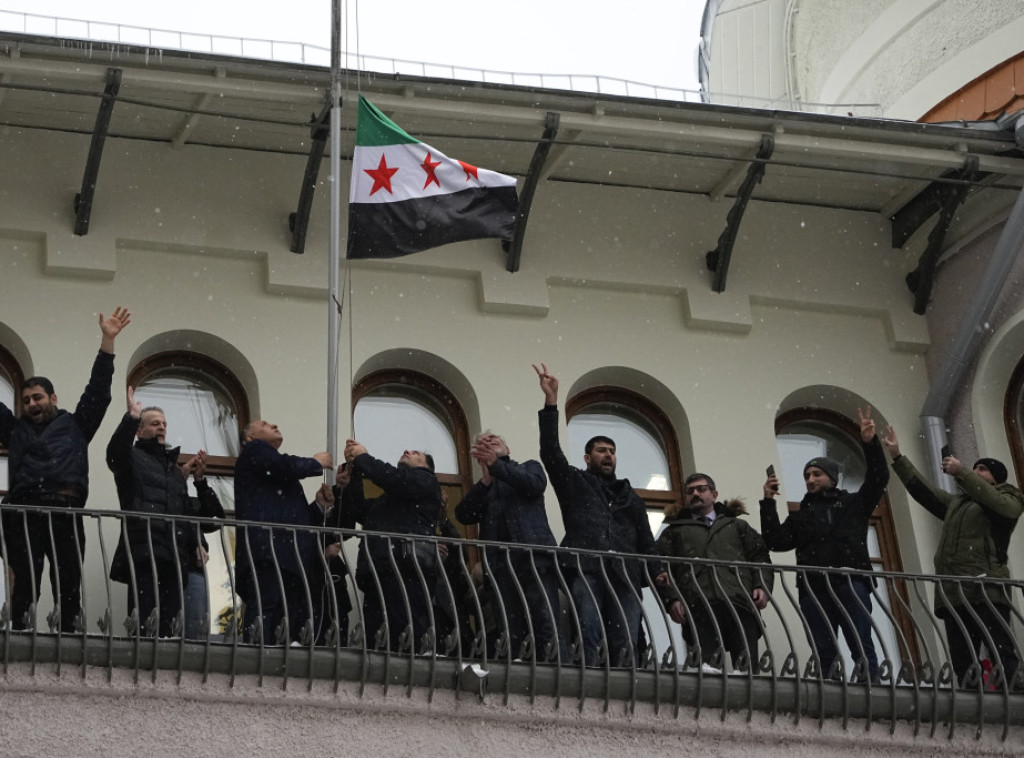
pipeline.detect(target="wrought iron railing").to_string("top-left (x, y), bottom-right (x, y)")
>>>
top-left (0, 502), bottom-right (1021, 739)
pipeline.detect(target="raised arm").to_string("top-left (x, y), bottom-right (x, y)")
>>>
top-left (885, 425), bottom-right (950, 521)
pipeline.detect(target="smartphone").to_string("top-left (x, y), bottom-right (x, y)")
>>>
top-left (940, 444), bottom-right (952, 459)
top-left (766, 464), bottom-right (779, 492)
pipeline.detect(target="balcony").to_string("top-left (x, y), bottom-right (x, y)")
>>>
top-left (0, 502), bottom-right (1021, 748)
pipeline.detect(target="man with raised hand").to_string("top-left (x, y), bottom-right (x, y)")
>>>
top-left (456, 430), bottom-right (560, 662)
top-left (0, 306), bottom-right (131, 633)
top-left (234, 419), bottom-right (332, 645)
top-left (883, 427), bottom-right (1022, 688)
top-left (106, 387), bottom-right (224, 637)
top-left (533, 363), bottom-right (668, 667)
top-left (760, 406), bottom-right (888, 683)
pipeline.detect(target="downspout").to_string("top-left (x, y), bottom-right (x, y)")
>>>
top-left (919, 115), bottom-right (1024, 488)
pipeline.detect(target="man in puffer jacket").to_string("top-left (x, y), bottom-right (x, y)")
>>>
top-left (106, 387), bottom-right (224, 637)
top-left (883, 426), bottom-right (1022, 688)
top-left (658, 473), bottom-right (772, 673)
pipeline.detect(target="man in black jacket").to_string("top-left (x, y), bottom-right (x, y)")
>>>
top-left (0, 306), bottom-right (130, 632)
top-left (760, 406), bottom-right (888, 683)
top-left (340, 439), bottom-right (442, 653)
top-left (533, 363), bottom-right (667, 667)
top-left (456, 431), bottom-right (560, 661)
top-left (106, 387), bottom-right (224, 637)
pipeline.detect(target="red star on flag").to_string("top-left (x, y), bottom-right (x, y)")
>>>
top-left (421, 152), bottom-right (442, 190)
top-left (365, 153), bottom-right (399, 196)
top-left (458, 160), bottom-right (480, 181)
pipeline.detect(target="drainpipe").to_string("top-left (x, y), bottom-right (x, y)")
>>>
top-left (918, 119), bottom-right (1024, 488)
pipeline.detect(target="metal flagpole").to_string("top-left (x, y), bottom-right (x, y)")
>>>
top-left (326, 0), bottom-right (343, 466)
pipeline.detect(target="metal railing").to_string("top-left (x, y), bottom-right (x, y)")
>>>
top-left (0, 10), bottom-right (883, 115)
top-left (0, 502), bottom-right (1021, 739)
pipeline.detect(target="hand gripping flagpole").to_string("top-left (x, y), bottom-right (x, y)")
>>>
top-left (326, 0), bottom-right (343, 477)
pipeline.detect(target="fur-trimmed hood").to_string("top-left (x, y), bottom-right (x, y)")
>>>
top-left (663, 497), bottom-right (746, 522)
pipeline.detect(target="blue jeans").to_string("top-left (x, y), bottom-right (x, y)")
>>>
top-left (571, 571), bottom-right (642, 667)
top-left (800, 574), bottom-right (878, 681)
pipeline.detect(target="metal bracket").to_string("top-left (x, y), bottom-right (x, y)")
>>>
top-left (289, 102), bottom-right (333, 254)
top-left (905, 154), bottom-right (979, 314)
top-left (73, 67), bottom-right (122, 236)
top-left (504, 111), bottom-right (560, 273)
top-left (705, 134), bottom-right (774, 293)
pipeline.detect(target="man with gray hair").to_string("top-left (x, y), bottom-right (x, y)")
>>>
top-left (456, 431), bottom-right (560, 661)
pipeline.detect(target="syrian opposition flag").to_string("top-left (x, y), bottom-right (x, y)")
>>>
top-left (347, 95), bottom-right (519, 259)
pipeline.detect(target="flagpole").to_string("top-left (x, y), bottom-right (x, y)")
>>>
top-left (326, 0), bottom-right (343, 469)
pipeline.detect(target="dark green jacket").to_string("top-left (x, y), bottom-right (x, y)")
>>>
top-left (657, 499), bottom-right (773, 612)
top-left (892, 455), bottom-right (1022, 612)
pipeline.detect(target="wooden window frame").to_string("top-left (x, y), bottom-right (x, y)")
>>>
top-left (0, 343), bottom-right (25, 497)
top-left (1003, 353), bottom-right (1024, 486)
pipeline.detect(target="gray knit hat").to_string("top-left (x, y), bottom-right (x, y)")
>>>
top-left (804, 457), bottom-right (840, 487)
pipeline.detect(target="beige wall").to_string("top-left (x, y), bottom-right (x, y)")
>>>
top-left (0, 121), bottom-right (946, 629)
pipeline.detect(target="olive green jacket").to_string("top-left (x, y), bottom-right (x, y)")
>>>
top-left (657, 499), bottom-right (773, 613)
top-left (892, 455), bottom-right (1022, 612)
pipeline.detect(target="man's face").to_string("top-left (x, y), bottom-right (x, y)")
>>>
top-left (584, 441), bottom-right (617, 478)
top-left (804, 466), bottom-right (833, 494)
top-left (685, 478), bottom-right (717, 515)
top-left (137, 410), bottom-right (168, 445)
top-left (479, 434), bottom-right (510, 457)
top-left (399, 450), bottom-right (429, 469)
top-left (21, 385), bottom-right (57, 425)
top-left (973, 463), bottom-right (996, 485)
top-left (247, 419), bottom-right (283, 449)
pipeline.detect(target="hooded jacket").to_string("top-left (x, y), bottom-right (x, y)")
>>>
top-left (892, 454), bottom-right (1022, 612)
top-left (657, 499), bottom-right (773, 611)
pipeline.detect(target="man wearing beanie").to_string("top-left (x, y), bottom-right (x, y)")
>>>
top-left (760, 407), bottom-right (888, 684)
top-left (883, 428), bottom-right (1022, 689)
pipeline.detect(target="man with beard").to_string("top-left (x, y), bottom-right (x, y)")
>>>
top-left (234, 419), bottom-right (333, 645)
top-left (0, 306), bottom-right (131, 632)
top-left (339, 440), bottom-right (442, 653)
top-left (883, 427), bottom-right (1022, 688)
top-left (657, 473), bottom-right (772, 674)
top-left (760, 406), bottom-right (888, 683)
top-left (533, 363), bottom-right (668, 667)
top-left (106, 388), bottom-right (224, 637)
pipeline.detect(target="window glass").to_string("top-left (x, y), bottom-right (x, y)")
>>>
top-left (567, 405), bottom-right (670, 491)
top-left (353, 392), bottom-right (458, 474)
top-left (133, 371), bottom-right (240, 457)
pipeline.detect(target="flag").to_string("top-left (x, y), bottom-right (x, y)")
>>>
top-left (347, 95), bottom-right (519, 259)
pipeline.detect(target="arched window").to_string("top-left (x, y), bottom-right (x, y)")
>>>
top-left (352, 369), bottom-right (473, 534)
top-left (774, 408), bottom-right (920, 669)
top-left (0, 344), bottom-right (25, 498)
top-left (566, 387), bottom-right (683, 525)
top-left (1003, 353), bottom-right (1024, 485)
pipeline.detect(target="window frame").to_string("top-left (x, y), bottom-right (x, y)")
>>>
top-left (1003, 353), bottom-right (1024, 486)
top-left (0, 343), bottom-right (25, 498)
top-left (566, 385), bottom-right (683, 513)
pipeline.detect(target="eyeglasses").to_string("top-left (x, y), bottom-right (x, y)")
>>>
top-left (685, 484), bottom-right (711, 495)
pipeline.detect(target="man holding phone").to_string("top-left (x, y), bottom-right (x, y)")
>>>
top-left (760, 407), bottom-right (888, 684)
top-left (883, 428), bottom-right (1022, 689)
